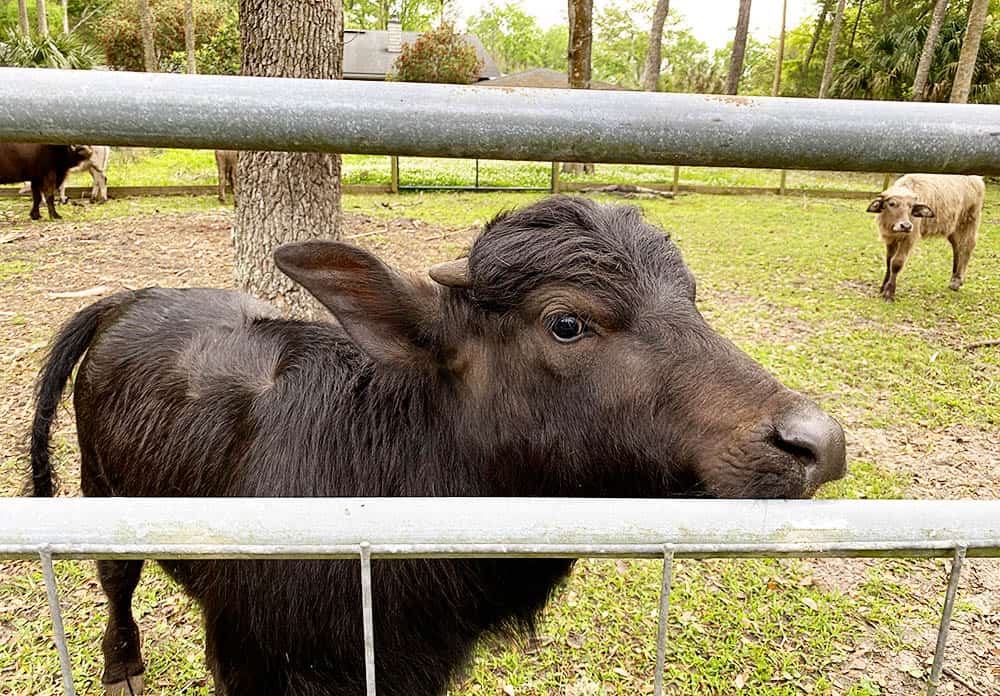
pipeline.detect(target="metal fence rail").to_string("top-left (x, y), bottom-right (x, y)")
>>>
top-left (3, 498), bottom-right (999, 696)
top-left (2, 68), bottom-right (1000, 174)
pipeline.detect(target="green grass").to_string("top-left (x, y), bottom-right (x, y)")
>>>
top-left (31, 147), bottom-right (889, 193)
top-left (1, 183), bottom-right (998, 695)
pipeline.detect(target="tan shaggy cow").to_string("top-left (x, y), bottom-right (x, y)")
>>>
top-left (867, 173), bottom-right (984, 301)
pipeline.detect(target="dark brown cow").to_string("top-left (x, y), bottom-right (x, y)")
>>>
top-left (0, 143), bottom-right (92, 220)
top-left (31, 197), bottom-right (846, 696)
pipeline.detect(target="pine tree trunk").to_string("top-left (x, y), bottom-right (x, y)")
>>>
top-left (639, 0), bottom-right (670, 92)
top-left (912, 0), bottom-right (949, 101)
top-left (137, 0), bottom-right (156, 71)
top-left (771, 0), bottom-right (787, 96)
top-left (818, 0), bottom-right (846, 99)
top-left (234, 0), bottom-right (344, 319)
top-left (949, 0), bottom-right (989, 104)
top-left (17, 0), bottom-right (29, 34)
top-left (802, 0), bottom-right (830, 73)
top-left (723, 0), bottom-right (752, 95)
top-left (184, 0), bottom-right (196, 74)
top-left (564, 0), bottom-right (594, 174)
top-left (35, 0), bottom-right (48, 36)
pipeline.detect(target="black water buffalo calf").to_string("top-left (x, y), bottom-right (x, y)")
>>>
top-left (31, 196), bottom-right (846, 696)
top-left (0, 143), bottom-right (91, 219)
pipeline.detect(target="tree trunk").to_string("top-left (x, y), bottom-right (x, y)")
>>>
top-left (639, 0), bottom-right (670, 92)
top-left (771, 0), bottom-right (787, 96)
top-left (818, 0), bottom-right (846, 99)
top-left (17, 0), bottom-right (29, 34)
top-left (949, 0), bottom-right (989, 104)
top-left (723, 0), bottom-right (752, 95)
top-left (847, 0), bottom-right (864, 55)
top-left (234, 0), bottom-right (344, 319)
top-left (184, 0), bottom-right (196, 74)
top-left (60, 0), bottom-right (68, 32)
top-left (802, 0), bottom-right (830, 73)
top-left (912, 0), bottom-right (949, 101)
top-left (35, 0), bottom-right (48, 36)
top-left (564, 0), bottom-right (594, 174)
top-left (137, 0), bottom-right (156, 71)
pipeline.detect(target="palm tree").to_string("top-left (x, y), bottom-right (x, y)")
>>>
top-left (818, 0), bottom-right (846, 98)
top-left (723, 0), bottom-right (752, 94)
top-left (912, 0), bottom-right (949, 101)
top-left (950, 0), bottom-right (989, 103)
top-left (35, 0), bottom-right (48, 36)
top-left (640, 0), bottom-right (670, 92)
top-left (802, 0), bottom-right (833, 73)
top-left (772, 0), bottom-right (788, 95)
top-left (138, 0), bottom-right (156, 71)
top-left (17, 0), bottom-right (29, 34)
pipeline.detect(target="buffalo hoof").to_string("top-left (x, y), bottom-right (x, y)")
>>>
top-left (880, 289), bottom-right (895, 302)
top-left (105, 674), bottom-right (144, 695)
top-left (30, 210), bottom-right (41, 221)
top-left (948, 278), bottom-right (962, 291)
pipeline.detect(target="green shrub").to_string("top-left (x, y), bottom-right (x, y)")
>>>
top-left (95, 0), bottom-right (229, 71)
top-left (0, 26), bottom-right (101, 68)
top-left (165, 7), bottom-right (239, 75)
top-left (391, 22), bottom-right (483, 85)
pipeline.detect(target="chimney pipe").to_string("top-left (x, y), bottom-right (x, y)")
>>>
top-left (387, 15), bottom-right (402, 53)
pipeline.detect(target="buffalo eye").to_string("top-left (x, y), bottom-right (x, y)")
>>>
top-left (547, 314), bottom-right (588, 343)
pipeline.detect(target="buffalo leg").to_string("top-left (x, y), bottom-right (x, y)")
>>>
top-left (93, 168), bottom-right (109, 202)
top-left (205, 613), bottom-right (277, 696)
top-left (29, 179), bottom-right (43, 220)
top-left (880, 240), bottom-right (898, 298)
top-left (41, 171), bottom-right (61, 220)
top-left (947, 231), bottom-right (976, 291)
top-left (881, 237), bottom-right (914, 302)
top-left (98, 560), bottom-right (146, 695)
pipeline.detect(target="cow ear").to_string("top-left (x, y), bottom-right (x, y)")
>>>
top-left (274, 240), bottom-right (441, 366)
top-left (912, 203), bottom-right (935, 218)
top-left (866, 198), bottom-right (884, 213)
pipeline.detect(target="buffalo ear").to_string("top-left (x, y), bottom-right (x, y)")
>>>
top-left (912, 203), bottom-right (935, 218)
top-left (274, 240), bottom-right (440, 366)
top-left (866, 198), bottom-right (884, 213)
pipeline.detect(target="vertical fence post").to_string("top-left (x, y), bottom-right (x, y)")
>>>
top-left (551, 161), bottom-right (560, 193)
top-left (926, 546), bottom-right (967, 696)
top-left (671, 166), bottom-right (680, 196)
top-left (390, 156), bottom-right (399, 194)
top-left (40, 550), bottom-right (77, 696)
top-left (360, 542), bottom-right (377, 696)
top-left (779, 170), bottom-right (787, 195)
top-left (653, 547), bottom-right (675, 696)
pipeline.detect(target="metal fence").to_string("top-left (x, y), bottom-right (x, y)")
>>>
top-left (2, 67), bottom-right (1000, 696)
top-left (4, 498), bottom-right (1000, 696)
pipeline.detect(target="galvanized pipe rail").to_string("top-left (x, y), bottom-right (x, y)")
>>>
top-left (2, 68), bottom-right (1000, 174)
top-left (3, 498), bottom-right (998, 696)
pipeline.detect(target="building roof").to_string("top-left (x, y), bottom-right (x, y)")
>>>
top-left (344, 29), bottom-right (501, 81)
top-left (483, 68), bottom-right (626, 91)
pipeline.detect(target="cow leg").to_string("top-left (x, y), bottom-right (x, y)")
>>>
top-left (29, 179), bottom-right (43, 220)
top-left (98, 559), bottom-right (146, 695)
top-left (59, 180), bottom-right (69, 205)
top-left (881, 237), bottom-right (914, 302)
top-left (948, 230), bottom-right (976, 291)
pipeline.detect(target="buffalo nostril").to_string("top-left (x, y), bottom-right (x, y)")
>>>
top-left (773, 409), bottom-right (847, 486)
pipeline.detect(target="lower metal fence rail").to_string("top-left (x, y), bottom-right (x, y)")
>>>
top-left (2, 498), bottom-right (998, 696)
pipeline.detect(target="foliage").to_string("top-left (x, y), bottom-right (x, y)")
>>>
top-left (765, 0), bottom-right (1000, 101)
top-left (165, 7), bottom-right (239, 75)
top-left (94, 0), bottom-right (230, 71)
top-left (466, 2), bottom-right (567, 74)
top-left (0, 25), bottom-right (101, 68)
top-left (345, 0), bottom-right (451, 31)
top-left (391, 22), bottom-right (483, 84)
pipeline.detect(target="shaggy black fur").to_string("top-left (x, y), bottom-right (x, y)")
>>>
top-left (30, 196), bottom-right (844, 695)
